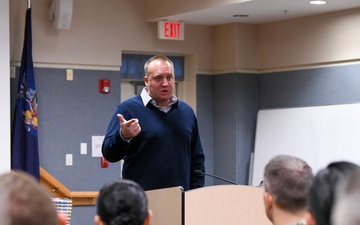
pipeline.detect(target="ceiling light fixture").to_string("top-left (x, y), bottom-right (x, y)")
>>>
top-left (233, 14), bottom-right (249, 18)
top-left (309, 0), bottom-right (327, 5)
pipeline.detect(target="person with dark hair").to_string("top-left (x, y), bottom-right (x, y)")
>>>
top-left (94, 179), bottom-right (152, 225)
top-left (331, 167), bottom-right (360, 225)
top-left (102, 55), bottom-right (205, 191)
top-left (263, 155), bottom-right (314, 225)
top-left (306, 161), bottom-right (359, 225)
top-left (0, 171), bottom-right (66, 225)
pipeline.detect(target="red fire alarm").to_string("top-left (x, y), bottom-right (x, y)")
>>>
top-left (99, 79), bottom-right (110, 94)
top-left (101, 157), bottom-right (109, 168)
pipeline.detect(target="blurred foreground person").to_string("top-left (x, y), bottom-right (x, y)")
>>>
top-left (306, 161), bottom-right (359, 225)
top-left (94, 179), bottom-right (152, 225)
top-left (332, 167), bottom-right (360, 225)
top-left (0, 171), bottom-right (66, 225)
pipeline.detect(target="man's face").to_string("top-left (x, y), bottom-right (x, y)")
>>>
top-left (144, 59), bottom-right (175, 107)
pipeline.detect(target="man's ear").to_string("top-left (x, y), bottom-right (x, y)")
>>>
top-left (94, 215), bottom-right (105, 225)
top-left (263, 191), bottom-right (273, 210)
top-left (306, 212), bottom-right (316, 225)
top-left (263, 192), bottom-right (274, 222)
top-left (144, 210), bottom-right (153, 225)
top-left (144, 76), bottom-right (149, 87)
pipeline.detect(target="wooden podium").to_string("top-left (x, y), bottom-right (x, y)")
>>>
top-left (146, 186), bottom-right (183, 225)
top-left (145, 185), bottom-right (271, 225)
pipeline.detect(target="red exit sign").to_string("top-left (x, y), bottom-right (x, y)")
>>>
top-left (158, 21), bottom-right (184, 40)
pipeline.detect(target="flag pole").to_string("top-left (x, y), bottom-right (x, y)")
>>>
top-left (27, 0), bottom-right (31, 9)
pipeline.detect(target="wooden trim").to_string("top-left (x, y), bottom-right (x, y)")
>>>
top-left (40, 167), bottom-right (98, 206)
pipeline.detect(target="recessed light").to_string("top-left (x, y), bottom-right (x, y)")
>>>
top-left (309, 0), bottom-right (327, 5)
top-left (233, 14), bottom-right (249, 18)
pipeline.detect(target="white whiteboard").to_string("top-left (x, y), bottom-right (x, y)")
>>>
top-left (251, 103), bottom-right (360, 186)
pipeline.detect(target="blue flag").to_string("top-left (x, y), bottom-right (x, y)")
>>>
top-left (11, 8), bottom-right (40, 181)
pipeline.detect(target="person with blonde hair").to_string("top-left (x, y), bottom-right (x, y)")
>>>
top-left (0, 171), bottom-right (66, 225)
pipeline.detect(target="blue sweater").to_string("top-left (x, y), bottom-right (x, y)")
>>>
top-left (102, 95), bottom-right (205, 191)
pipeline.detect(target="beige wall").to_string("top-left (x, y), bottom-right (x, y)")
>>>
top-left (212, 23), bottom-right (258, 73)
top-left (210, 7), bottom-right (360, 72)
top-left (258, 8), bottom-right (360, 71)
top-left (10, 1), bottom-right (360, 73)
top-left (10, 0), bottom-right (214, 109)
top-left (10, 0), bottom-right (213, 71)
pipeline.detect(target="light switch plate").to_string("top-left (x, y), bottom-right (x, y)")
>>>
top-left (66, 154), bottom-right (73, 166)
top-left (66, 69), bottom-right (73, 81)
top-left (80, 143), bottom-right (87, 155)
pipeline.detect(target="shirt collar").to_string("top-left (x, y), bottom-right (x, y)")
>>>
top-left (141, 87), bottom-right (152, 106)
top-left (287, 219), bottom-right (307, 225)
top-left (140, 87), bottom-right (178, 107)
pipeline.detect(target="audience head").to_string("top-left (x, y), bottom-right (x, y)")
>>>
top-left (307, 161), bottom-right (359, 225)
top-left (0, 171), bottom-right (65, 225)
top-left (263, 154), bottom-right (314, 222)
top-left (95, 179), bottom-right (151, 225)
top-left (332, 167), bottom-right (360, 225)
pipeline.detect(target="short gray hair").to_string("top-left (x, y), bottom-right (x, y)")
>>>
top-left (144, 55), bottom-right (174, 77)
top-left (263, 154), bottom-right (313, 213)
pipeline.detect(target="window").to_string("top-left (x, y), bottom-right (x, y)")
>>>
top-left (120, 53), bottom-right (184, 81)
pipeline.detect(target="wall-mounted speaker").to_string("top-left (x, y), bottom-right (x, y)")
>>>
top-left (49, 0), bottom-right (73, 29)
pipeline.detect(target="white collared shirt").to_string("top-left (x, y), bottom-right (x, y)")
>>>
top-left (287, 219), bottom-right (307, 225)
top-left (140, 87), bottom-right (178, 113)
